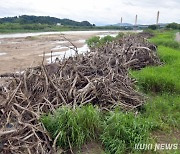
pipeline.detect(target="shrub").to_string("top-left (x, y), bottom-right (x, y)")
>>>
top-left (86, 33), bottom-right (126, 48)
top-left (100, 35), bottom-right (114, 44)
top-left (86, 36), bottom-right (100, 47)
top-left (115, 32), bottom-right (124, 39)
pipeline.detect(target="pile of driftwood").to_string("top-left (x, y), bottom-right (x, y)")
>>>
top-left (0, 33), bottom-right (161, 153)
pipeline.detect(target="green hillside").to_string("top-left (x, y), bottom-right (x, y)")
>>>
top-left (0, 15), bottom-right (93, 26)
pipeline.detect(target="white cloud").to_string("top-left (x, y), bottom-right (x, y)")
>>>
top-left (0, 0), bottom-right (179, 25)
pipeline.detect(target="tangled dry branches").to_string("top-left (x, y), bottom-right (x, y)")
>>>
top-left (0, 33), bottom-right (161, 153)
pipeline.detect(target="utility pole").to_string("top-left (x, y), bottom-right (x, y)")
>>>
top-left (121, 17), bottom-right (123, 24)
top-left (156, 11), bottom-right (160, 25)
top-left (133, 14), bottom-right (138, 30)
top-left (135, 14), bottom-right (137, 25)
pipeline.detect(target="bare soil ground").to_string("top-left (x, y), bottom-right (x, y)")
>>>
top-left (73, 142), bottom-right (105, 154)
top-left (0, 31), bottom-right (117, 74)
top-left (152, 129), bottom-right (180, 144)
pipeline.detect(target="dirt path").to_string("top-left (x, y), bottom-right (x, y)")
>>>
top-left (175, 32), bottom-right (180, 42)
top-left (0, 31), bottom-right (120, 74)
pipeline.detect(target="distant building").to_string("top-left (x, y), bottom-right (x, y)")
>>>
top-left (57, 23), bottom-right (62, 26)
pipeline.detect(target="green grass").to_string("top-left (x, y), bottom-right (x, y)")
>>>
top-left (0, 23), bottom-right (132, 34)
top-left (100, 111), bottom-right (155, 154)
top-left (41, 106), bottom-right (155, 153)
top-left (143, 93), bottom-right (180, 129)
top-left (131, 31), bottom-right (180, 94)
top-left (157, 46), bottom-right (180, 64)
top-left (131, 30), bottom-right (180, 127)
top-left (0, 23), bottom-right (92, 33)
top-left (130, 64), bottom-right (180, 93)
top-left (150, 30), bottom-right (180, 49)
top-left (128, 30), bottom-right (180, 153)
top-left (41, 105), bottom-right (101, 149)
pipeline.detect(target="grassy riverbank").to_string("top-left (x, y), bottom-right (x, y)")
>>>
top-left (0, 23), bottom-right (91, 33)
top-left (0, 23), bottom-right (129, 33)
top-left (41, 30), bottom-right (180, 153)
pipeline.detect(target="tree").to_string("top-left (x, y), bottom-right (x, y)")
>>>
top-left (148, 25), bottom-right (158, 30)
top-left (166, 23), bottom-right (180, 30)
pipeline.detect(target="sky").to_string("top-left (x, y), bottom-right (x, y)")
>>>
top-left (0, 0), bottom-right (179, 25)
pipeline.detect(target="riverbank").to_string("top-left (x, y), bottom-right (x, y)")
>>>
top-left (0, 30), bottom-right (126, 74)
top-left (0, 23), bottom-right (133, 34)
top-left (0, 24), bottom-right (91, 34)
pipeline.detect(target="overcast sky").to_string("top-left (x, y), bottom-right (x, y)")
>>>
top-left (0, 0), bottom-right (179, 25)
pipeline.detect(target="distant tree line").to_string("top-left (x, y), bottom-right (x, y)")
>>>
top-left (0, 15), bottom-right (93, 27)
top-left (166, 22), bottom-right (180, 30)
top-left (148, 22), bottom-right (180, 30)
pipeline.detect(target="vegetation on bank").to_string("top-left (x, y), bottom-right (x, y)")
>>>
top-left (150, 30), bottom-right (180, 48)
top-left (131, 31), bottom-right (180, 131)
top-left (0, 23), bottom-right (133, 33)
top-left (86, 35), bottom-right (115, 48)
top-left (166, 22), bottom-right (180, 30)
top-left (41, 30), bottom-right (180, 153)
top-left (86, 32), bottom-right (124, 47)
top-left (0, 15), bottom-right (93, 26)
top-left (147, 22), bottom-right (180, 30)
top-left (41, 105), bottom-right (101, 149)
top-left (41, 106), bottom-right (155, 153)
top-left (0, 23), bottom-right (92, 33)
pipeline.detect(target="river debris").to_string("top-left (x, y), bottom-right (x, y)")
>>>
top-left (0, 33), bottom-right (161, 153)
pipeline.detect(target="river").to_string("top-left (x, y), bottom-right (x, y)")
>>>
top-left (0, 30), bottom-right (142, 39)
